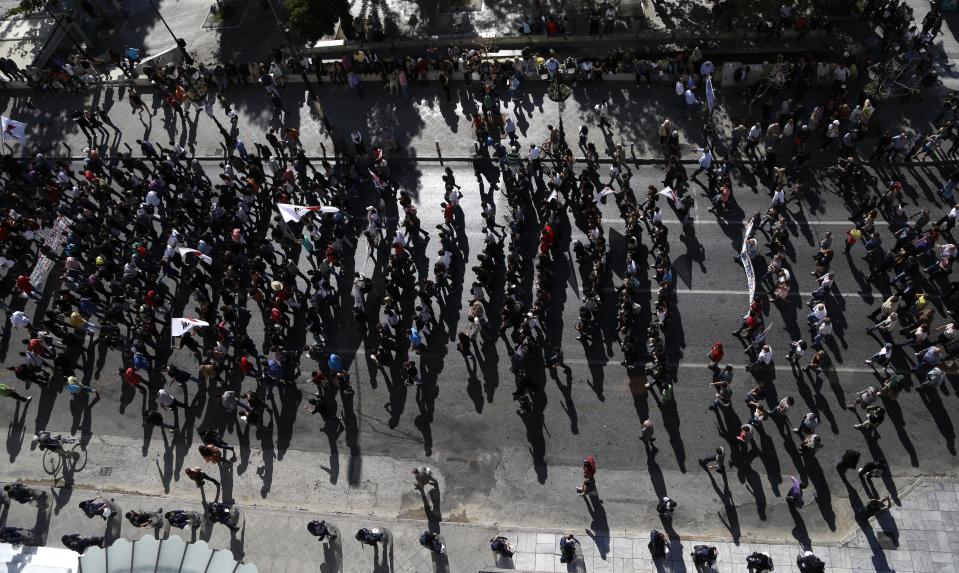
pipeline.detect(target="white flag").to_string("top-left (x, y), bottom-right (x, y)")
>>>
top-left (171, 317), bottom-right (210, 337)
top-left (593, 186), bottom-right (618, 203)
top-left (278, 203), bottom-right (322, 223)
top-left (1, 116), bottom-right (26, 142)
top-left (658, 187), bottom-right (679, 203)
top-left (177, 247), bottom-right (212, 264)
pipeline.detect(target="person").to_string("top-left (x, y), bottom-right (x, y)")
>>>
top-left (490, 535), bottom-right (514, 558)
top-left (786, 475), bottom-right (805, 508)
top-left (793, 412), bottom-right (819, 438)
top-left (0, 383), bottom-right (31, 404)
top-left (418, 530), bottom-right (445, 553)
top-left (61, 534), bottom-right (104, 554)
top-left (858, 496), bottom-right (892, 520)
top-left (648, 529), bottom-right (669, 559)
top-left (656, 496), bottom-right (678, 517)
top-left (854, 406), bottom-right (886, 432)
top-left (412, 466), bottom-right (438, 491)
top-left (864, 343), bottom-right (894, 373)
top-left (846, 385), bottom-right (878, 410)
top-left (79, 497), bottom-right (116, 520)
top-left (207, 502), bottom-right (239, 531)
top-left (166, 510), bottom-right (202, 529)
top-left (355, 527), bottom-right (385, 546)
top-left (692, 545), bottom-right (718, 568)
top-left (125, 509), bottom-right (162, 528)
top-left (307, 520), bottom-right (337, 541)
top-left (699, 447), bottom-right (726, 473)
top-left (796, 550), bottom-right (825, 572)
top-left (143, 409), bottom-right (176, 430)
top-left (559, 533), bottom-right (578, 563)
top-left (639, 419), bottom-right (656, 450)
top-left (185, 467), bottom-right (219, 489)
top-left (746, 551), bottom-right (774, 572)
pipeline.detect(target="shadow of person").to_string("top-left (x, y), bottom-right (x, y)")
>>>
top-left (422, 488), bottom-right (442, 522)
top-left (788, 502), bottom-right (812, 550)
top-left (430, 548), bottom-right (450, 573)
top-left (229, 519), bottom-right (246, 564)
top-left (319, 532), bottom-right (344, 573)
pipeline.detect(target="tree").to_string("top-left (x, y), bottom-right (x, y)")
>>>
top-left (283, 0), bottom-right (350, 42)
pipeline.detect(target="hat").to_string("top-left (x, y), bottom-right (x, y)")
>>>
top-left (366, 206), bottom-right (375, 211)
top-left (270, 280), bottom-right (283, 292)
top-left (67, 376), bottom-right (78, 385)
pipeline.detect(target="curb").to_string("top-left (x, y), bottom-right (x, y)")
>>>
top-left (0, 480), bottom-right (857, 547)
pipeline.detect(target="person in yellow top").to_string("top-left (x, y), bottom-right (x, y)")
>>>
top-left (0, 383), bottom-right (31, 403)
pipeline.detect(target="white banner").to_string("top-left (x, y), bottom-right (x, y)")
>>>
top-left (277, 203), bottom-right (321, 223)
top-left (706, 75), bottom-right (716, 112)
top-left (29, 254), bottom-right (53, 288)
top-left (742, 218), bottom-right (755, 303)
top-left (43, 215), bottom-right (73, 254)
top-left (176, 247), bottom-right (212, 264)
top-left (171, 317), bottom-right (210, 337)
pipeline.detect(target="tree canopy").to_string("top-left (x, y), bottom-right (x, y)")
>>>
top-left (283, 0), bottom-right (350, 41)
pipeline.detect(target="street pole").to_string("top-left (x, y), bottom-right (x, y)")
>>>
top-left (145, 0), bottom-right (193, 64)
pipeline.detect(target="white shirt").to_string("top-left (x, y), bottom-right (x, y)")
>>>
top-left (10, 311), bottom-right (30, 328)
top-left (157, 389), bottom-right (175, 408)
top-left (811, 304), bottom-right (827, 322)
top-left (757, 348), bottom-right (773, 364)
top-left (772, 188), bottom-right (785, 206)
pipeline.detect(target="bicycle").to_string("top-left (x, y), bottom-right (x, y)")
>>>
top-left (34, 432), bottom-right (82, 474)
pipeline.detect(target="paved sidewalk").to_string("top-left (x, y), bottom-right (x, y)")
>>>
top-left (2, 477), bottom-right (957, 572)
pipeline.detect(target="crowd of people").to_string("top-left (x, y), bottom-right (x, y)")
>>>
top-left (0, 0), bottom-right (957, 567)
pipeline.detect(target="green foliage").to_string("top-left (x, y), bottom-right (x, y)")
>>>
top-left (283, 0), bottom-right (350, 41)
top-left (2, 0), bottom-right (47, 20)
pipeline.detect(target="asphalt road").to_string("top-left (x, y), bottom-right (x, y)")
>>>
top-left (1, 150), bottom-right (958, 544)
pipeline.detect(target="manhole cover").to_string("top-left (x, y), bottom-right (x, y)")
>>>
top-left (877, 531), bottom-right (898, 550)
top-left (99, 466), bottom-right (113, 476)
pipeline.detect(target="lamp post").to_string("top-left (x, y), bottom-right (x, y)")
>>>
top-left (145, 0), bottom-right (193, 64)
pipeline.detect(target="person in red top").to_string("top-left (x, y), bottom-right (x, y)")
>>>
top-left (441, 202), bottom-right (455, 232)
top-left (539, 225), bottom-right (555, 255)
top-left (583, 455), bottom-right (597, 477)
top-left (238, 355), bottom-right (260, 378)
top-left (708, 342), bottom-right (724, 369)
top-left (733, 314), bottom-right (761, 338)
top-left (25, 338), bottom-right (55, 359)
top-left (123, 367), bottom-right (143, 387)
top-left (15, 275), bottom-right (41, 300)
